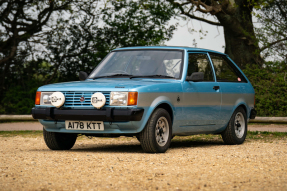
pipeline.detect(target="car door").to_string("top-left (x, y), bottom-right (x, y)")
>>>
top-left (180, 52), bottom-right (222, 133)
top-left (208, 53), bottom-right (250, 126)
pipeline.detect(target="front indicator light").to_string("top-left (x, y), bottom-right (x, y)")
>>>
top-left (35, 91), bottom-right (41, 105)
top-left (128, 92), bottom-right (138, 105)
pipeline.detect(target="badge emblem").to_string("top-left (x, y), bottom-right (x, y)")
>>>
top-left (92, 97), bottom-right (102, 103)
top-left (80, 97), bottom-right (85, 102)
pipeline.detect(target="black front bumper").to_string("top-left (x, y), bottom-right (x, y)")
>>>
top-left (32, 107), bottom-right (144, 121)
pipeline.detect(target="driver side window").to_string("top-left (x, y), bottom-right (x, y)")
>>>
top-left (187, 53), bottom-right (214, 81)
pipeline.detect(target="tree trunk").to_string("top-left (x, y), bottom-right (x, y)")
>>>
top-left (223, 26), bottom-right (263, 68)
top-left (216, 4), bottom-right (264, 69)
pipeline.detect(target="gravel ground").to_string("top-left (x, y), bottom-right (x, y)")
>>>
top-left (0, 134), bottom-right (286, 191)
top-left (249, 124), bottom-right (287, 132)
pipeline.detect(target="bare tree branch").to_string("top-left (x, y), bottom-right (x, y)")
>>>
top-left (167, 0), bottom-right (222, 26)
top-left (189, 0), bottom-right (222, 15)
top-left (0, 0), bottom-right (73, 66)
top-left (260, 37), bottom-right (287, 52)
top-left (183, 12), bottom-right (222, 26)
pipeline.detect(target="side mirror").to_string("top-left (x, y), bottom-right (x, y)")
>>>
top-left (79, 71), bottom-right (88, 81)
top-left (186, 72), bottom-right (204, 82)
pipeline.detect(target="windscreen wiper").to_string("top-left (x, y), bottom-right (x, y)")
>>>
top-left (93, 74), bottom-right (133, 79)
top-left (130, 75), bottom-right (175, 79)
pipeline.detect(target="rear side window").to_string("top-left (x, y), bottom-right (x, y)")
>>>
top-left (209, 54), bottom-right (247, 82)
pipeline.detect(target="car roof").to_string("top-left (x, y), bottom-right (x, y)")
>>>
top-left (113, 46), bottom-right (226, 55)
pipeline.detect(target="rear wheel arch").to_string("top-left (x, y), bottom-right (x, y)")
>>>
top-left (221, 106), bottom-right (247, 145)
top-left (237, 104), bottom-right (251, 119)
top-left (228, 103), bottom-right (248, 121)
top-left (237, 104), bottom-right (247, 114)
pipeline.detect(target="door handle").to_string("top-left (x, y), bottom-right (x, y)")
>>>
top-left (213, 86), bottom-right (220, 90)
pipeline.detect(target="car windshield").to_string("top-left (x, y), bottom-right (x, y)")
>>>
top-left (88, 50), bottom-right (183, 79)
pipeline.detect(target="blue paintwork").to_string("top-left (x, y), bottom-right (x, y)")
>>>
top-left (113, 46), bottom-right (225, 55)
top-left (38, 78), bottom-right (178, 92)
top-left (36, 46), bottom-right (255, 135)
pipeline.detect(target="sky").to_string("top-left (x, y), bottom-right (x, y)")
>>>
top-left (166, 18), bottom-right (225, 53)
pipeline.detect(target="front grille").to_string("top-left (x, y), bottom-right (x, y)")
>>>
top-left (62, 91), bottom-right (110, 108)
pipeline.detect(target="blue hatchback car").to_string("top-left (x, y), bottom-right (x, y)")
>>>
top-left (32, 46), bottom-right (256, 153)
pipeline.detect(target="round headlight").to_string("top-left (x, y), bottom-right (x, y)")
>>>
top-left (50, 92), bottom-right (65, 108)
top-left (91, 92), bottom-right (106, 109)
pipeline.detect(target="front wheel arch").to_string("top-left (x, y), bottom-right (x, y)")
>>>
top-left (154, 103), bottom-right (174, 125)
top-left (137, 99), bottom-right (175, 134)
top-left (139, 108), bottom-right (172, 153)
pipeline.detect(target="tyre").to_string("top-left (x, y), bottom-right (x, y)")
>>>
top-left (135, 135), bottom-right (141, 142)
top-left (139, 108), bottom-right (172, 153)
top-left (43, 128), bottom-right (77, 150)
top-left (221, 107), bottom-right (247, 145)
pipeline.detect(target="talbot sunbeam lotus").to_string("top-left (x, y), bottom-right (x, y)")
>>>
top-left (32, 46), bottom-right (257, 153)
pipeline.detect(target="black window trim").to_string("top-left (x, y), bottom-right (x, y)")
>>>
top-left (187, 51), bottom-right (215, 82)
top-left (208, 53), bottom-right (247, 83)
top-left (99, 48), bottom-right (185, 80)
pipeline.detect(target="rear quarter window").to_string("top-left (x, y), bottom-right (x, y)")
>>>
top-left (209, 54), bottom-right (247, 83)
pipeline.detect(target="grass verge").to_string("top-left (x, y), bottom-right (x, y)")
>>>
top-left (248, 123), bottom-right (273, 126)
top-left (0, 120), bottom-right (37, 123)
top-left (247, 131), bottom-right (287, 141)
top-left (0, 130), bottom-right (42, 137)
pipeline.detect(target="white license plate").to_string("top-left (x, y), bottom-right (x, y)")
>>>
top-left (65, 121), bottom-right (104, 131)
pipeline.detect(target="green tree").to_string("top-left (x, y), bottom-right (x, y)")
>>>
top-left (255, 0), bottom-right (287, 60)
top-left (0, 0), bottom-right (176, 114)
top-left (44, 0), bottom-right (176, 83)
top-left (243, 61), bottom-right (287, 116)
top-left (0, 0), bottom-right (77, 105)
top-left (0, 0), bottom-right (74, 65)
top-left (165, 0), bottom-right (267, 68)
